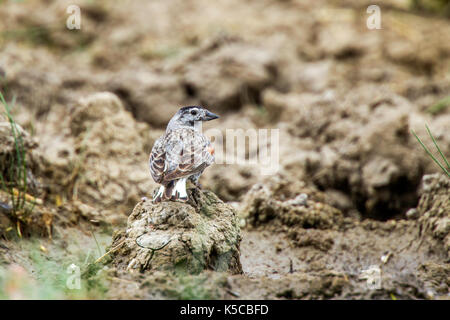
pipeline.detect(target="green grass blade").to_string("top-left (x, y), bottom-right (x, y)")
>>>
top-left (412, 129), bottom-right (450, 178)
top-left (0, 90), bottom-right (31, 215)
top-left (0, 173), bottom-right (7, 193)
top-left (0, 91), bottom-right (6, 106)
top-left (425, 124), bottom-right (450, 170)
top-left (90, 229), bottom-right (103, 258)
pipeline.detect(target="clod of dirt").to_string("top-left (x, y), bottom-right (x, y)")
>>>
top-left (201, 164), bottom-right (259, 202)
top-left (107, 71), bottom-right (186, 128)
top-left (111, 188), bottom-right (242, 275)
top-left (176, 37), bottom-right (278, 112)
top-left (417, 174), bottom-right (450, 257)
top-left (266, 85), bottom-right (446, 220)
top-left (240, 174), bottom-right (343, 231)
top-left (0, 120), bottom-right (37, 154)
top-left (237, 171), bottom-right (450, 299)
top-left (67, 92), bottom-right (157, 211)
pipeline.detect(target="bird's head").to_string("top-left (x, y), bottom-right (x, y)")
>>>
top-left (167, 106), bottom-right (219, 131)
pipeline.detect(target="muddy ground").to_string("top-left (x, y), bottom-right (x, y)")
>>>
top-left (0, 0), bottom-right (449, 299)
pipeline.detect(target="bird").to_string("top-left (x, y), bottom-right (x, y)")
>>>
top-left (149, 106), bottom-right (219, 203)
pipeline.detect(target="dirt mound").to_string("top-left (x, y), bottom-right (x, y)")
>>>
top-left (106, 71), bottom-right (186, 128)
top-left (0, 120), bottom-right (36, 154)
top-left (6, 92), bottom-right (163, 229)
top-left (111, 188), bottom-right (242, 274)
top-left (240, 174), bottom-right (343, 230)
top-left (264, 85), bottom-right (449, 220)
top-left (174, 37), bottom-right (278, 113)
top-left (417, 174), bottom-right (450, 257)
top-left (59, 92), bottom-right (157, 213)
top-left (100, 37), bottom-right (279, 128)
top-left (236, 173), bottom-right (449, 299)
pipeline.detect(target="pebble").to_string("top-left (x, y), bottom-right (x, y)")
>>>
top-left (405, 208), bottom-right (419, 219)
top-left (0, 202), bottom-right (12, 214)
top-left (286, 193), bottom-right (308, 206)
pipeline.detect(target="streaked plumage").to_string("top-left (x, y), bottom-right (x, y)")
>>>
top-left (149, 106), bottom-right (219, 202)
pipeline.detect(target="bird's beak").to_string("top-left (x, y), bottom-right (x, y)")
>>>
top-left (203, 110), bottom-right (219, 121)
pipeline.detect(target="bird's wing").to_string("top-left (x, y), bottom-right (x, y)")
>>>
top-left (149, 136), bottom-right (167, 184)
top-left (162, 128), bottom-right (214, 182)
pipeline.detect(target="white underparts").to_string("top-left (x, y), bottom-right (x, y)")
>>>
top-left (173, 178), bottom-right (187, 199)
top-left (153, 178), bottom-right (187, 202)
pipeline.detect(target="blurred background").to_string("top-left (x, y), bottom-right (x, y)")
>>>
top-left (0, 0), bottom-right (449, 299)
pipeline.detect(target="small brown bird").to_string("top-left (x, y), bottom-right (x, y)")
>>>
top-left (149, 106), bottom-right (219, 203)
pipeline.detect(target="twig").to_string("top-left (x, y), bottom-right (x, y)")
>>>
top-left (135, 234), bottom-right (173, 270)
top-left (90, 228), bottom-right (102, 258)
top-left (12, 188), bottom-right (43, 205)
top-left (226, 289), bottom-right (240, 298)
top-left (94, 239), bottom-right (125, 264)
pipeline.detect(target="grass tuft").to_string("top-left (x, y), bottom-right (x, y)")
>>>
top-left (412, 124), bottom-right (450, 178)
top-left (0, 239), bottom-right (111, 299)
top-left (0, 91), bottom-right (36, 235)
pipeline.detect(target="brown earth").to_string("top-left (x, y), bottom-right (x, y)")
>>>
top-left (0, 0), bottom-right (449, 299)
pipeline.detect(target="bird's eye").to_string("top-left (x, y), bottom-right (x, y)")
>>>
top-left (190, 110), bottom-right (198, 116)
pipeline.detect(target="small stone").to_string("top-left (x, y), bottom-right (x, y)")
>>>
top-left (380, 252), bottom-right (392, 264)
top-left (135, 232), bottom-right (173, 250)
top-left (285, 194), bottom-right (308, 206)
top-left (0, 202), bottom-right (12, 214)
top-left (405, 208), bottom-right (418, 220)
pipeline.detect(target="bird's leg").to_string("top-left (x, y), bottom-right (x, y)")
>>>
top-left (194, 181), bottom-right (202, 189)
top-left (172, 178), bottom-right (188, 202)
top-left (189, 173), bottom-right (202, 189)
top-left (153, 185), bottom-right (165, 203)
